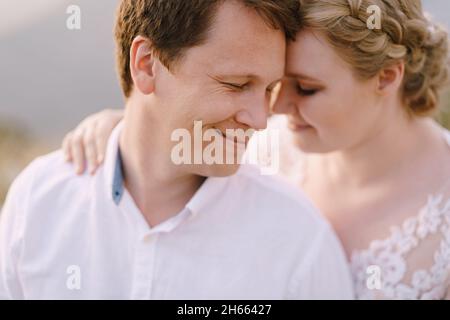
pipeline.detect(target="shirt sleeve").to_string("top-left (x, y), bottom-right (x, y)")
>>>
top-left (288, 225), bottom-right (355, 300)
top-left (0, 166), bottom-right (32, 300)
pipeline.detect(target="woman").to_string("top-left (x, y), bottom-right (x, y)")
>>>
top-left (62, 0), bottom-right (450, 299)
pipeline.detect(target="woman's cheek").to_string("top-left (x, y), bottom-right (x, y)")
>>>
top-left (302, 99), bottom-right (333, 129)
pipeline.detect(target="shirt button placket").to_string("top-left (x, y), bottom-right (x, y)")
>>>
top-left (131, 234), bottom-right (158, 299)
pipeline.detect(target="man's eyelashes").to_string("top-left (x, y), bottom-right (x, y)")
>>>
top-left (220, 82), bottom-right (276, 94)
top-left (221, 82), bottom-right (249, 91)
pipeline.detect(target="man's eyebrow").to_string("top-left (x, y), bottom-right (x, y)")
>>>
top-left (208, 73), bottom-right (258, 82)
top-left (208, 74), bottom-right (282, 88)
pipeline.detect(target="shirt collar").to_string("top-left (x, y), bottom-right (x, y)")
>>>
top-left (185, 174), bottom-right (229, 217)
top-left (103, 121), bottom-right (125, 205)
top-left (103, 121), bottom-right (230, 217)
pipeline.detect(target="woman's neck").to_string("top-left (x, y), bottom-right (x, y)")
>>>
top-left (318, 114), bottom-right (442, 189)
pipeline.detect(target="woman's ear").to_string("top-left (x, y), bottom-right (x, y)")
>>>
top-left (129, 35), bottom-right (157, 95)
top-left (376, 60), bottom-right (405, 96)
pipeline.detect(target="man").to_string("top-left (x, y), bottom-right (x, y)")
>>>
top-left (0, 0), bottom-right (353, 299)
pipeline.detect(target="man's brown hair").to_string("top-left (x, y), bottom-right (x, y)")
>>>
top-left (115, 0), bottom-right (300, 97)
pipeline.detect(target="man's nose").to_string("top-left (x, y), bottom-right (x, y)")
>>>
top-left (235, 94), bottom-right (269, 130)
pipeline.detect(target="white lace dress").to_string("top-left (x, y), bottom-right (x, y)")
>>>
top-left (349, 129), bottom-right (450, 300)
top-left (268, 117), bottom-right (450, 300)
top-left (350, 193), bottom-right (450, 299)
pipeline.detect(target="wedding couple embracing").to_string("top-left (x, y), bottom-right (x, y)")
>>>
top-left (1, 0), bottom-right (450, 300)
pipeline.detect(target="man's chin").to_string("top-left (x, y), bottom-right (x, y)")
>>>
top-left (195, 163), bottom-right (242, 178)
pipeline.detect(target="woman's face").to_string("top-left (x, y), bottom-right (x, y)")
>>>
top-left (273, 29), bottom-right (387, 154)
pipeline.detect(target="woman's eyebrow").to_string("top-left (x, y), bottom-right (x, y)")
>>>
top-left (285, 71), bottom-right (320, 82)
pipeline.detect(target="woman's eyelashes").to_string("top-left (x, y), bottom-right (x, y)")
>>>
top-left (296, 83), bottom-right (319, 96)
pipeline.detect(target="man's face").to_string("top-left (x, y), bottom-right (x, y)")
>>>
top-left (149, 1), bottom-right (286, 177)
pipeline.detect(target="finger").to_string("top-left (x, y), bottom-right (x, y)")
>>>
top-left (95, 124), bottom-right (111, 164)
top-left (62, 132), bottom-right (73, 162)
top-left (71, 132), bottom-right (86, 175)
top-left (83, 126), bottom-right (99, 175)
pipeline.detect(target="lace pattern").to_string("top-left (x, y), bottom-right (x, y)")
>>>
top-left (350, 193), bottom-right (450, 299)
top-left (350, 129), bottom-right (450, 300)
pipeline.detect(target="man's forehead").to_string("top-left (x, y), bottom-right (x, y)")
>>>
top-left (181, 37), bottom-right (285, 80)
top-left (204, 0), bottom-right (286, 56)
top-left (208, 55), bottom-right (284, 82)
top-left (201, 31), bottom-right (285, 73)
top-left (178, 1), bottom-right (287, 79)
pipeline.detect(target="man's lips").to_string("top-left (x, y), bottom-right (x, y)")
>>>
top-left (213, 128), bottom-right (249, 146)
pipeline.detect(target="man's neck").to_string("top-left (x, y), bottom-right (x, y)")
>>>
top-left (119, 101), bottom-right (205, 228)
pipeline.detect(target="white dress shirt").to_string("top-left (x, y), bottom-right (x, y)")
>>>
top-left (0, 123), bottom-right (354, 300)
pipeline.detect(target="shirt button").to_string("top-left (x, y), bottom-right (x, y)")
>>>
top-left (142, 235), bottom-right (152, 243)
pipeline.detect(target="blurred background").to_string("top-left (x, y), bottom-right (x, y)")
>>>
top-left (1, 0), bottom-right (450, 205)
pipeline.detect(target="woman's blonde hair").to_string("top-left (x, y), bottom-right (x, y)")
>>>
top-left (299, 0), bottom-right (450, 116)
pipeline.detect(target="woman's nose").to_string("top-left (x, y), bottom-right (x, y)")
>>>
top-left (272, 80), bottom-right (297, 115)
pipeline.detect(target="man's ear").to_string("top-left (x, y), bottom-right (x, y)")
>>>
top-left (376, 60), bottom-right (405, 96)
top-left (130, 35), bottom-right (157, 95)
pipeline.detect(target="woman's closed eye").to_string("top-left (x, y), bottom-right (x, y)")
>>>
top-left (296, 84), bottom-right (319, 96)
